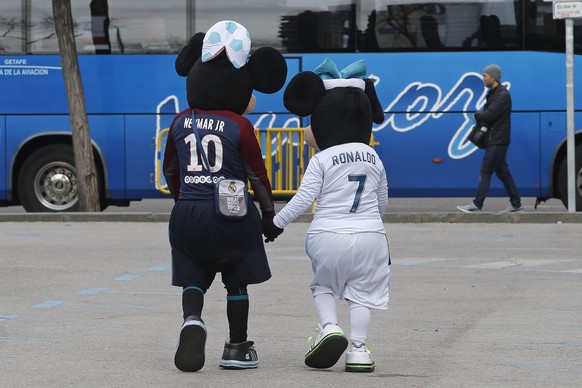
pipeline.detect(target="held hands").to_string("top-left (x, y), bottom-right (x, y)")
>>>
top-left (262, 215), bottom-right (284, 243)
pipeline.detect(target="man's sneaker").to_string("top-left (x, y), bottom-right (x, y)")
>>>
top-left (345, 344), bottom-right (375, 373)
top-left (304, 324), bottom-right (348, 369)
top-left (457, 203), bottom-right (481, 213)
top-left (219, 340), bottom-right (259, 369)
top-left (498, 205), bottom-right (524, 214)
top-left (174, 316), bottom-right (207, 372)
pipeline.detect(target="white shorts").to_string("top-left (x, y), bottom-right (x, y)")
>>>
top-left (306, 232), bottom-right (390, 310)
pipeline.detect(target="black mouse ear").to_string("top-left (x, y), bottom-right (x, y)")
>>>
top-left (246, 47), bottom-right (288, 94)
top-left (283, 71), bottom-right (325, 117)
top-left (175, 33), bottom-right (205, 77)
top-left (364, 78), bottom-right (385, 124)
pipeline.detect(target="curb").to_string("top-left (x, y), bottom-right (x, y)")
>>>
top-left (0, 212), bottom-right (580, 223)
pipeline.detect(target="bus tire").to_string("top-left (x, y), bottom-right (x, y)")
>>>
top-left (557, 143), bottom-right (582, 212)
top-left (17, 144), bottom-right (81, 212)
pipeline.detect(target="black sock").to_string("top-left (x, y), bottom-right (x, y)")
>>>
top-left (226, 286), bottom-right (249, 343)
top-left (182, 286), bottom-right (204, 321)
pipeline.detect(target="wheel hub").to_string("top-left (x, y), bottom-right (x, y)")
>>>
top-left (47, 172), bottom-right (72, 196)
top-left (37, 165), bottom-right (78, 210)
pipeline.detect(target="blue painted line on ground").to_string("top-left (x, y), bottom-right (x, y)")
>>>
top-left (396, 262), bottom-right (582, 276)
top-left (65, 303), bottom-right (153, 310)
top-left (547, 324), bottom-right (582, 330)
top-left (561, 308), bottom-right (582, 312)
top-left (530, 340), bottom-right (582, 347)
top-left (148, 264), bottom-right (170, 271)
top-left (79, 288), bottom-right (107, 295)
top-left (479, 234), bottom-right (514, 240)
top-left (0, 336), bottom-right (64, 343)
top-left (108, 290), bottom-right (179, 296)
top-left (115, 274), bottom-right (141, 281)
top-left (507, 363), bottom-right (582, 372)
top-left (0, 316), bottom-right (120, 324)
top-left (0, 315), bottom-right (18, 322)
top-left (32, 300), bottom-right (150, 310)
top-left (0, 232), bottom-right (40, 237)
top-left (33, 300), bottom-right (65, 309)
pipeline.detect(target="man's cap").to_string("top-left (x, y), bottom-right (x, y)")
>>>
top-left (483, 64), bottom-right (501, 81)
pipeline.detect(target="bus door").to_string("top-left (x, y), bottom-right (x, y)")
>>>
top-left (0, 117), bottom-right (5, 201)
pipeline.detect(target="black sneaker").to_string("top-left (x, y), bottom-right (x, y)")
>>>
top-left (174, 316), bottom-right (207, 372)
top-left (219, 340), bottom-right (259, 369)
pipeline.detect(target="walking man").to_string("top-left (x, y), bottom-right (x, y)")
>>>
top-left (458, 64), bottom-right (522, 213)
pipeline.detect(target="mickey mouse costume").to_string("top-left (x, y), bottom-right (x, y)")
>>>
top-left (163, 20), bottom-right (287, 372)
top-left (266, 58), bottom-right (390, 372)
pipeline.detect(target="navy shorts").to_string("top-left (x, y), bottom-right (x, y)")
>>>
top-left (169, 200), bottom-right (271, 289)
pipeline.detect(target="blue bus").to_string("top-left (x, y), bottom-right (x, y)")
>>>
top-left (1, 0), bottom-right (581, 212)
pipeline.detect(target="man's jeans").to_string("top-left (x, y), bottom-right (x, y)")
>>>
top-left (474, 145), bottom-right (521, 209)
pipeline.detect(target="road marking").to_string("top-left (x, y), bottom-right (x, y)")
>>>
top-left (0, 336), bottom-right (64, 343)
top-left (79, 288), bottom-right (107, 295)
top-left (395, 257), bottom-right (582, 275)
top-left (507, 363), bottom-right (582, 371)
top-left (465, 259), bottom-right (556, 269)
top-left (0, 315), bottom-right (121, 324)
top-left (561, 307), bottom-right (582, 312)
top-left (32, 300), bottom-right (151, 310)
top-left (33, 301), bottom-right (65, 309)
top-left (148, 264), bottom-right (170, 271)
top-left (107, 290), bottom-right (179, 296)
top-left (396, 258), bottom-right (450, 265)
top-left (115, 275), bottom-right (141, 281)
top-left (546, 324), bottom-right (582, 330)
top-left (0, 232), bottom-right (40, 237)
top-left (530, 340), bottom-right (582, 347)
top-left (65, 303), bottom-right (152, 309)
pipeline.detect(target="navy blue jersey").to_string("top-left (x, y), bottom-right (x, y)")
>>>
top-left (164, 108), bottom-right (275, 216)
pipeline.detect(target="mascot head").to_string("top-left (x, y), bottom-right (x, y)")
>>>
top-left (283, 58), bottom-right (384, 150)
top-left (175, 20), bottom-right (287, 115)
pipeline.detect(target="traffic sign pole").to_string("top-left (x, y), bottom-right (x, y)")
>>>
top-left (551, 1), bottom-right (579, 212)
top-left (565, 18), bottom-right (576, 212)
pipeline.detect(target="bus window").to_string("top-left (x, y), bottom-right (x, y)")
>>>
top-left (370, 0), bottom-right (519, 51)
top-left (0, 0), bottom-right (23, 54)
top-left (522, 0), bottom-right (582, 53)
top-left (280, 2), bottom-right (356, 52)
top-left (23, 0), bottom-right (189, 54)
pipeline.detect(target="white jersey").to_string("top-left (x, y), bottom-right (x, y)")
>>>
top-left (274, 142), bottom-right (388, 234)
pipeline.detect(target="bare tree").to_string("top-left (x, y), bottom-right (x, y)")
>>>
top-left (52, 0), bottom-right (100, 212)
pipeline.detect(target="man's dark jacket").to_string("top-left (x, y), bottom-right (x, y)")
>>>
top-left (474, 84), bottom-right (512, 146)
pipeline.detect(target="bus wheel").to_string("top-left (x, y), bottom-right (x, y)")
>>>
top-left (557, 143), bottom-right (582, 212)
top-left (17, 144), bottom-right (80, 212)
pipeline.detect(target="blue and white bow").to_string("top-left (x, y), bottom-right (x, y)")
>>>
top-left (313, 58), bottom-right (367, 90)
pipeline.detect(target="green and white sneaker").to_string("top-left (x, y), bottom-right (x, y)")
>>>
top-left (345, 343), bottom-right (375, 373)
top-left (304, 324), bottom-right (348, 369)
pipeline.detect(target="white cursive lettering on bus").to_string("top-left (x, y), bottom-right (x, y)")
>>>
top-left (372, 72), bottom-right (511, 160)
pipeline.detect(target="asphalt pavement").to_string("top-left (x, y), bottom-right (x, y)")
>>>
top-left (1, 220), bottom-right (581, 387)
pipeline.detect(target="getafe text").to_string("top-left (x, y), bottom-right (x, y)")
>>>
top-left (332, 151), bottom-right (376, 166)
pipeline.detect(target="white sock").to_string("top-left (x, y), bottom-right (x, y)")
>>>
top-left (349, 301), bottom-right (370, 346)
top-left (314, 293), bottom-right (337, 327)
